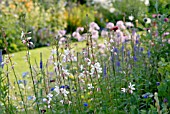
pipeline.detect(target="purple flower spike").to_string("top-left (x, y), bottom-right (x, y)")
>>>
top-left (134, 46), bottom-right (137, 52)
top-left (0, 50), bottom-right (2, 68)
top-left (163, 98), bottom-right (168, 103)
top-left (136, 40), bottom-right (139, 44)
top-left (121, 45), bottom-right (124, 51)
top-left (103, 64), bottom-right (107, 78)
top-left (133, 56), bottom-right (138, 62)
top-left (140, 47), bottom-right (144, 52)
top-left (116, 61), bottom-right (120, 67)
top-left (114, 48), bottom-right (118, 53)
top-left (127, 50), bottom-right (131, 56)
top-left (147, 50), bottom-right (151, 58)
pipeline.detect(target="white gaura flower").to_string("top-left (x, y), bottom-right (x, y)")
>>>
top-left (143, 18), bottom-right (151, 24)
top-left (78, 73), bottom-right (85, 78)
top-left (129, 15), bottom-right (134, 21)
top-left (64, 48), bottom-right (70, 55)
top-left (60, 100), bottom-right (64, 104)
top-left (47, 93), bottom-right (53, 98)
top-left (51, 49), bottom-right (56, 55)
top-left (21, 31), bottom-right (24, 39)
top-left (85, 58), bottom-right (91, 66)
top-left (144, 0), bottom-right (150, 6)
top-left (128, 82), bottom-right (135, 93)
top-left (60, 88), bottom-right (69, 96)
top-left (80, 65), bottom-right (84, 71)
top-left (54, 86), bottom-right (60, 95)
top-left (121, 88), bottom-right (126, 93)
top-left (68, 101), bottom-right (72, 105)
top-left (43, 98), bottom-right (47, 102)
top-left (87, 84), bottom-right (94, 89)
top-left (109, 8), bottom-right (115, 13)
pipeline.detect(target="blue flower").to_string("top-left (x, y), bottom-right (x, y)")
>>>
top-left (143, 94), bottom-right (148, 98)
top-left (84, 103), bottom-right (88, 107)
top-left (40, 60), bottom-right (43, 69)
top-left (65, 85), bottom-right (70, 89)
top-left (18, 80), bottom-right (23, 84)
top-left (156, 82), bottom-right (160, 86)
top-left (60, 86), bottom-right (65, 89)
top-left (51, 88), bottom-right (55, 91)
top-left (27, 96), bottom-right (33, 100)
top-left (22, 72), bottom-right (29, 78)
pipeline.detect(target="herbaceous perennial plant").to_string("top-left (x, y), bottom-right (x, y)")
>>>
top-left (0, 15), bottom-right (170, 113)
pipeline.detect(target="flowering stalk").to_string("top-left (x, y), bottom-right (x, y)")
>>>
top-left (2, 30), bottom-right (28, 113)
top-left (21, 31), bottom-right (40, 113)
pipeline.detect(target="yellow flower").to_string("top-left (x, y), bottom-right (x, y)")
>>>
top-left (9, 4), bottom-right (16, 9)
top-left (73, 67), bottom-right (77, 70)
top-left (69, 75), bottom-right (74, 80)
top-left (88, 99), bottom-right (91, 103)
top-left (81, 95), bottom-right (84, 99)
top-left (87, 92), bottom-right (91, 96)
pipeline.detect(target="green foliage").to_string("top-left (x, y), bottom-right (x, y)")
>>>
top-left (65, 5), bottom-right (95, 33)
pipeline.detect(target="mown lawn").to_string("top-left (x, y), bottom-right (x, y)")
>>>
top-left (5, 38), bottom-right (104, 80)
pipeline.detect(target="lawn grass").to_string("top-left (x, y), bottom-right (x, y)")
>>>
top-left (5, 38), bottom-right (104, 81)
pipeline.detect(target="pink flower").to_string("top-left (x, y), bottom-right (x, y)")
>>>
top-left (101, 30), bottom-right (108, 38)
top-left (125, 22), bottom-right (134, 28)
top-left (58, 30), bottom-right (66, 37)
top-left (164, 18), bottom-right (169, 22)
top-left (72, 32), bottom-right (84, 42)
top-left (168, 39), bottom-right (170, 44)
top-left (22, 40), bottom-right (26, 44)
top-left (163, 32), bottom-right (169, 37)
top-left (72, 32), bottom-right (81, 39)
top-left (59, 38), bottom-right (66, 44)
top-left (91, 30), bottom-right (99, 39)
top-left (98, 44), bottom-right (105, 49)
top-left (89, 22), bottom-right (100, 31)
top-left (152, 14), bottom-right (157, 18)
top-left (116, 21), bottom-right (126, 29)
top-left (76, 27), bottom-right (84, 32)
top-left (106, 22), bottom-right (114, 29)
